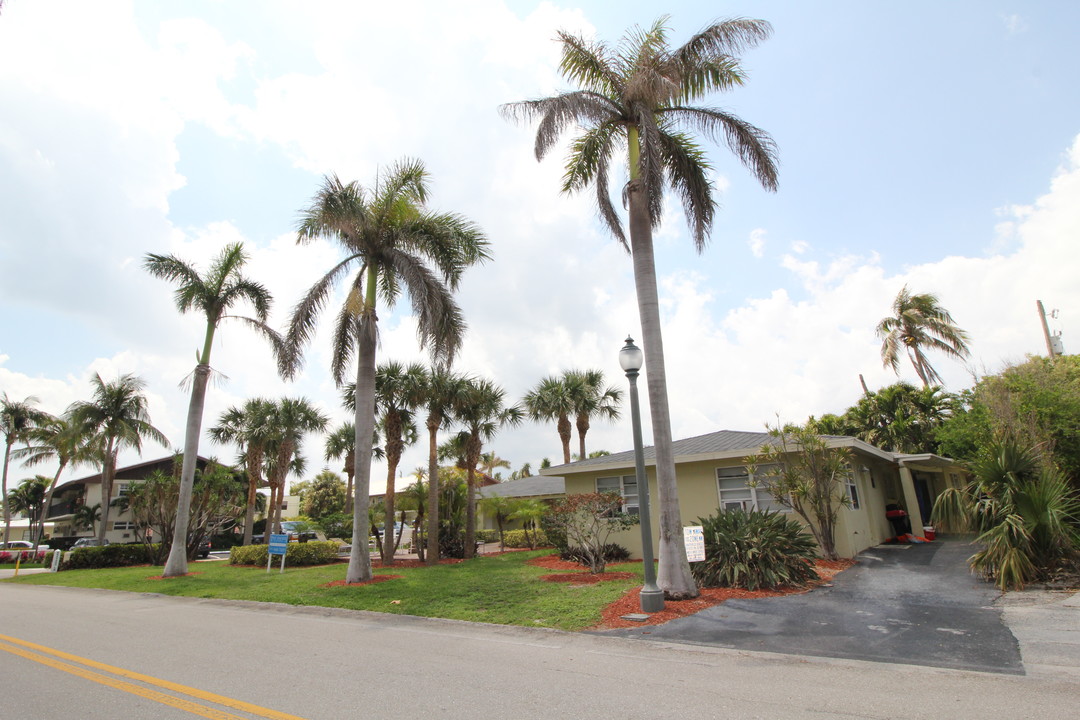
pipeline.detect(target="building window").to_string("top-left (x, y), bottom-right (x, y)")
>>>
top-left (845, 470), bottom-right (860, 510)
top-left (112, 521), bottom-right (136, 531)
top-left (716, 465), bottom-right (784, 512)
top-left (116, 483), bottom-right (130, 497)
top-left (596, 475), bottom-right (639, 515)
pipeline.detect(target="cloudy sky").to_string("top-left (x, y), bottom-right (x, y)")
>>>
top-left (1, 0), bottom-right (1077, 494)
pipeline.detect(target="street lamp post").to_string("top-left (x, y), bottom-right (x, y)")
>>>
top-left (620, 336), bottom-right (665, 613)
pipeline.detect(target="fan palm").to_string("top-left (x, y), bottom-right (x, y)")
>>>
top-left (2, 393), bottom-right (51, 545)
top-left (67, 374), bottom-right (167, 544)
top-left (144, 241), bottom-right (285, 577)
top-left (263, 398), bottom-right (329, 535)
top-left (565, 369), bottom-right (622, 461)
top-left (420, 365), bottom-right (471, 564)
top-left (287, 159), bottom-right (489, 583)
top-left (502, 16), bottom-right (779, 597)
top-left (523, 375), bottom-right (575, 464)
top-left (209, 398), bottom-right (276, 545)
top-left (19, 414), bottom-right (96, 548)
top-left (876, 286), bottom-right (971, 387)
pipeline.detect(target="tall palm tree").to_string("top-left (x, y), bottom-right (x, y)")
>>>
top-left (287, 159), bottom-right (490, 584)
top-left (502, 17), bottom-right (779, 597)
top-left (68, 374), bottom-right (168, 544)
top-left (19, 414), bottom-right (96, 548)
top-left (877, 286), bottom-right (972, 387)
top-left (523, 375), bottom-right (574, 464)
top-left (208, 398), bottom-right (275, 545)
top-left (565, 369), bottom-right (622, 461)
top-left (456, 378), bottom-right (523, 558)
top-left (480, 451), bottom-right (511, 480)
top-left (263, 398), bottom-right (328, 535)
top-left (420, 365), bottom-right (471, 564)
top-left (144, 242), bottom-right (285, 577)
top-left (324, 421), bottom-right (357, 514)
top-left (2, 393), bottom-right (51, 545)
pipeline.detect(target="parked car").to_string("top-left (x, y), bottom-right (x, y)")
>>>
top-left (197, 539), bottom-right (211, 558)
top-left (72, 538), bottom-right (109, 548)
top-left (2, 540), bottom-right (36, 550)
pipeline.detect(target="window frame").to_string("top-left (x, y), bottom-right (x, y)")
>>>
top-left (595, 475), bottom-right (639, 515)
top-left (715, 464), bottom-right (786, 513)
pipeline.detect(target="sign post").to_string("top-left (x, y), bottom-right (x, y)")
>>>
top-left (266, 533), bottom-right (288, 573)
top-left (684, 526), bottom-right (706, 563)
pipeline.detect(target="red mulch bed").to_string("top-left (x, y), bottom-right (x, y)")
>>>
top-left (590, 558), bottom-right (855, 630)
top-left (540, 572), bottom-right (635, 584)
top-left (322, 575), bottom-right (402, 587)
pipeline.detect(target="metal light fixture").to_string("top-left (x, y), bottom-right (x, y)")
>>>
top-left (621, 336), bottom-right (664, 613)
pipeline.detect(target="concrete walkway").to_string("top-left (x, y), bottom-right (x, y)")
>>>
top-left (601, 538), bottom-right (1080, 676)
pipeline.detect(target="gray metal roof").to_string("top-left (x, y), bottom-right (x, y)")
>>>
top-left (479, 475), bottom-right (564, 499)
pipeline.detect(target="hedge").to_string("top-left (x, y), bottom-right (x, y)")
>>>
top-left (229, 541), bottom-right (341, 567)
top-left (62, 544), bottom-right (160, 570)
top-left (501, 529), bottom-right (548, 549)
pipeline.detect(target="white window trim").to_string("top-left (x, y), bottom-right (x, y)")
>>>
top-left (716, 465), bottom-right (786, 513)
top-left (845, 469), bottom-right (861, 510)
top-left (595, 475), bottom-right (639, 515)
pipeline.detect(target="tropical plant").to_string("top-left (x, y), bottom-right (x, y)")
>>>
top-left (262, 398), bottom-right (328, 536)
top-left (876, 285), bottom-right (971, 387)
top-left (398, 478), bottom-right (428, 562)
top-left (18, 414), bottom-right (96, 548)
top-left (479, 495), bottom-right (518, 550)
top-left (502, 16), bottom-right (779, 598)
top-left (145, 241), bottom-right (285, 577)
top-left (286, 159), bottom-right (489, 584)
top-left (544, 492), bottom-right (637, 573)
top-left (566, 369), bottom-right (622, 461)
top-left (72, 502), bottom-right (101, 536)
top-left (2, 393), bottom-right (51, 545)
top-left (67, 374), bottom-right (167, 544)
top-left (6, 475), bottom-right (51, 542)
top-left (932, 435), bottom-right (1080, 590)
top-left (509, 498), bottom-right (548, 551)
top-left (692, 508), bottom-right (819, 590)
top-left (298, 469), bottom-right (347, 521)
top-left (209, 397), bottom-right (275, 545)
top-left (419, 365), bottom-right (471, 564)
top-left (844, 382), bottom-right (954, 453)
top-left (324, 422), bottom-right (357, 513)
top-left (480, 451), bottom-right (511, 479)
top-left (523, 375), bottom-right (574, 464)
top-left (749, 422), bottom-right (854, 561)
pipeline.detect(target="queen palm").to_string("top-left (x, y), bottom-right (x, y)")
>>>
top-left (209, 398), bottom-right (275, 545)
top-left (263, 398), bottom-right (329, 535)
top-left (68, 374), bottom-right (168, 544)
top-left (502, 17), bottom-right (779, 597)
top-left (2, 393), bottom-right (51, 545)
top-left (877, 286), bottom-right (971, 387)
top-left (480, 451), bottom-right (511, 479)
top-left (420, 365), bottom-right (471, 564)
top-left (19, 414), bottom-right (96, 548)
top-left (566, 369), bottom-right (622, 462)
top-left (456, 378), bottom-right (523, 558)
top-left (287, 159), bottom-right (489, 584)
top-left (145, 242), bottom-right (285, 577)
top-left (523, 375), bottom-right (575, 464)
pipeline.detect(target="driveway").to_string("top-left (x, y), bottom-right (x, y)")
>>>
top-left (601, 539), bottom-right (1026, 674)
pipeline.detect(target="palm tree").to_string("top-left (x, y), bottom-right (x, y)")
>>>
top-left (565, 369), bottom-right (622, 461)
top-left (876, 286), bottom-right (972, 387)
top-left (287, 159), bottom-right (490, 584)
top-left (420, 365), bottom-right (471, 564)
top-left (502, 17), bottom-right (779, 598)
top-left (2, 393), bottom-right (51, 545)
top-left (263, 398), bottom-right (329, 535)
top-left (324, 422), bottom-right (357, 514)
top-left (67, 374), bottom-right (167, 544)
top-left (846, 382), bottom-right (953, 453)
top-left (208, 398), bottom-right (275, 545)
top-left (73, 502), bottom-right (102, 536)
top-left (456, 378), bottom-right (523, 558)
top-left (523, 375), bottom-right (574, 464)
top-left (19, 414), bottom-right (96, 548)
top-left (480, 451), bottom-right (511, 480)
top-left (6, 475), bottom-right (51, 543)
top-left (144, 242), bottom-right (285, 577)
top-left (510, 498), bottom-right (547, 550)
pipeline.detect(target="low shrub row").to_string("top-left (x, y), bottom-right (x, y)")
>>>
top-left (501, 529), bottom-right (548, 549)
top-left (0, 550), bottom-right (48, 565)
top-left (560, 543), bottom-right (630, 565)
top-left (476, 529), bottom-right (499, 543)
top-left (62, 544), bottom-right (160, 570)
top-left (229, 541), bottom-right (341, 567)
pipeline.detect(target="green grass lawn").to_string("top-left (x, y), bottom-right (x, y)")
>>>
top-left (2, 550), bottom-right (641, 631)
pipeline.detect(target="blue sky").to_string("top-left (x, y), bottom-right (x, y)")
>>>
top-left (1, 1), bottom-right (1078, 491)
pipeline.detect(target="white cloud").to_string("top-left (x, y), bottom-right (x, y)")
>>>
top-left (749, 228), bottom-right (767, 258)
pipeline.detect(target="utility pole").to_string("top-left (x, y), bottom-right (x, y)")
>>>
top-left (1037, 300), bottom-right (1063, 358)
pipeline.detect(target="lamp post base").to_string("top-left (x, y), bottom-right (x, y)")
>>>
top-left (640, 585), bottom-right (665, 613)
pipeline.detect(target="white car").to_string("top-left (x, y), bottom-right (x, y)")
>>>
top-left (2, 540), bottom-right (49, 551)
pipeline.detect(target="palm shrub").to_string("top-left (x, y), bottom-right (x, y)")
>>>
top-left (932, 435), bottom-right (1080, 590)
top-left (692, 509), bottom-right (819, 591)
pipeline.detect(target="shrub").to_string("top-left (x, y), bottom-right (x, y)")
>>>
top-left (561, 543), bottom-right (630, 565)
top-left (691, 509), bottom-right (819, 590)
top-left (229, 541), bottom-right (341, 567)
top-left (476, 529), bottom-right (499, 543)
top-left (0, 550), bottom-right (48, 565)
top-left (540, 512), bottom-right (569, 553)
top-left (62, 544), bottom-right (160, 571)
top-left (501, 529), bottom-right (548, 549)
top-left (543, 493), bottom-right (637, 573)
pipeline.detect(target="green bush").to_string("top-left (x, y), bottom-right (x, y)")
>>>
top-left (476, 529), bottom-right (499, 543)
top-left (62, 543), bottom-right (160, 570)
top-left (561, 543), bottom-right (630, 565)
top-left (502, 529), bottom-right (548, 549)
top-left (539, 512), bottom-right (568, 552)
top-left (229, 541), bottom-right (341, 567)
top-left (691, 509), bottom-right (819, 590)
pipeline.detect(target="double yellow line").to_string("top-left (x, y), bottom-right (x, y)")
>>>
top-left (0, 633), bottom-right (307, 720)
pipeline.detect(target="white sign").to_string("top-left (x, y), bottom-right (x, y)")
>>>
top-left (684, 525), bottom-right (705, 562)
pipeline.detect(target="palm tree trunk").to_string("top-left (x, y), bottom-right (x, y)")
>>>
top-left (97, 446), bottom-right (117, 544)
top-left (577, 415), bottom-right (588, 461)
top-left (346, 315), bottom-right (377, 584)
top-left (626, 170), bottom-right (699, 600)
top-left (382, 452), bottom-right (399, 565)
top-left (425, 417), bottom-right (440, 565)
top-left (2, 440), bottom-right (12, 546)
top-left (163, 362), bottom-right (211, 576)
top-left (36, 462), bottom-right (67, 550)
top-left (558, 416), bottom-right (572, 464)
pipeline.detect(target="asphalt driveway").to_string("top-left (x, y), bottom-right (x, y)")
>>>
top-left (600, 538), bottom-right (1024, 674)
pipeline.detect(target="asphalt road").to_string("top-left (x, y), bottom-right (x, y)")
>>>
top-left (2, 581), bottom-right (1078, 719)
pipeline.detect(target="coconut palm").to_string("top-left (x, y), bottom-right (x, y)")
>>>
top-left (846, 382), bottom-right (953, 453)
top-left (73, 502), bottom-right (101, 536)
top-left (876, 286), bottom-right (971, 387)
top-left (263, 398), bottom-right (329, 535)
top-left (286, 159), bottom-right (489, 584)
top-left (502, 17), bottom-right (779, 597)
top-left (420, 365), bottom-right (471, 564)
top-left (208, 398), bottom-right (275, 545)
top-left (456, 378), bottom-right (523, 558)
top-left (565, 369), bottom-right (622, 461)
top-left (480, 451), bottom-right (511, 480)
top-left (2, 393), bottom-right (51, 545)
top-left (523, 375), bottom-right (575, 464)
top-left (18, 414), bottom-right (96, 548)
top-left (144, 242), bottom-right (285, 577)
top-left (6, 475), bottom-right (51, 542)
top-left (67, 374), bottom-right (167, 544)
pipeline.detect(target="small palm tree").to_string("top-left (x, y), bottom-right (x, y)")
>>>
top-left (209, 398), bottom-right (275, 545)
top-left (510, 498), bottom-right (547, 550)
top-left (144, 242), bottom-right (285, 577)
top-left (420, 365), bottom-right (471, 564)
top-left (480, 451), bottom-right (511, 480)
top-left (263, 398), bottom-right (329, 535)
top-left (18, 414), bottom-right (96, 548)
top-left (523, 375), bottom-right (575, 464)
top-left (287, 160), bottom-right (489, 584)
top-left (6, 475), bottom-right (51, 542)
top-left (2, 393), bottom-right (52, 545)
top-left (324, 421), bottom-right (357, 514)
top-left (503, 17), bottom-right (779, 598)
top-left (73, 502), bottom-right (102, 536)
top-left (565, 369), bottom-right (622, 461)
top-left (67, 374), bottom-right (167, 544)
top-left (876, 286), bottom-right (971, 387)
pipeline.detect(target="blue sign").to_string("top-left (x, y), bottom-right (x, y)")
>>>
top-left (268, 533), bottom-right (289, 556)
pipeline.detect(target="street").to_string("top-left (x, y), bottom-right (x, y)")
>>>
top-left (1, 583), bottom-right (1077, 719)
